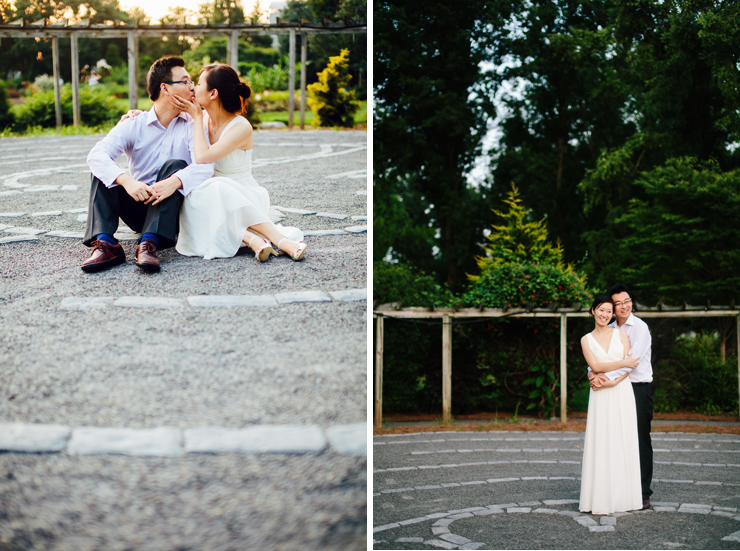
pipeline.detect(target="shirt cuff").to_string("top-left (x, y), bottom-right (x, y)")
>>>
top-left (100, 165), bottom-right (126, 188)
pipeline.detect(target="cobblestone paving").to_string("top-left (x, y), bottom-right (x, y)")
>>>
top-left (0, 130), bottom-right (367, 550)
top-left (373, 431), bottom-right (740, 550)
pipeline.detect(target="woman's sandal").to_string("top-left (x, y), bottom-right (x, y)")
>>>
top-left (277, 237), bottom-right (307, 261)
top-left (248, 235), bottom-right (275, 262)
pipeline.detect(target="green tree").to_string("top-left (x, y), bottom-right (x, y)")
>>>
top-left (197, 0), bottom-right (244, 24)
top-left (616, 157), bottom-right (740, 306)
top-left (374, 0), bottom-right (513, 291)
top-left (279, 0), bottom-right (366, 94)
top-left (465, 185), bottom-right (590, 310)
top-left (490, 0), bottom-right (633, 265)
top-left (579, 0), bottom-right (740, 289)
top-left (307, 48), bottom-right (358, 127)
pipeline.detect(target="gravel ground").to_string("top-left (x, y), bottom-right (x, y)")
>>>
top-left (0, 130), bottom-right (368, 550)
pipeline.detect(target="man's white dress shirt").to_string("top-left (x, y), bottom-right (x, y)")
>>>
top-left (87, 106), bottom-right (213, 196)
top-left (609, 313), bottom-right (653, 383)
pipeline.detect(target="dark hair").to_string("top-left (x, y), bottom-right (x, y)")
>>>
top-left (147, 55), bottom-right (186, 101)
top-left (200, 63), bottom-right (251, 115)
top-left (607, 283), bottom-right (633, 301)
top-left (589, 294), bottom-right (614, 316)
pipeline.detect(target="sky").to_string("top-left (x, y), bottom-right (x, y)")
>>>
top-left (118, 0), bottom-right (262, 24)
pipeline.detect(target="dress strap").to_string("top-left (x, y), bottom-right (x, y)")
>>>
top-left (220, 115), bottom-right (249, 139)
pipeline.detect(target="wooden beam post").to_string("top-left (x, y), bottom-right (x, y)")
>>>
top-left (52, 36), bottom-right (62, 128)
top-left (374, 315), bottom-right (384, 429)
top-left (300, 32), bottom-right (307, 129)
top-left (560, 313), bottom-right (567, 423)
top-left (227, 29), bottom-right (239, 70)
top-left (288, 28), bottom-right (296, 129)
top-left (127, 31), bottom-right (138, 110)
top-left (442, 314), bottom-right (452, 424)
top-left (70, 32), bottom-right (80, 127)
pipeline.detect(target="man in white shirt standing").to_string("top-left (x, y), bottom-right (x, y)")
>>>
top-left (589, 283), bottom-right (653, 510)
top-left (82, 55), bottom-right (213, 273)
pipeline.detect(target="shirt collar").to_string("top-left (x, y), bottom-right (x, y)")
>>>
top-left (618, 313), bottom-right (636, 328)
top-left (147, 104), bottom-right (189, 127)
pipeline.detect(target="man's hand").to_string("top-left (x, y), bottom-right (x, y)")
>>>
top-left (119, 109), bottom-right (143, 122)
top-left (147, 175), bottom-right (183, 205)
top-left (588, 371), bottom-right (610, 391)
top-left (117, 175), bottom-right (153, 202)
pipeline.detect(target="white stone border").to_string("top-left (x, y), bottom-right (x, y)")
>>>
top-left (374, 474), bottom-right (740, 498)
top-left (373, 500), bottom-right (740, 549)
top-left (0, 422), bottom-right (366, 457)
top-left (60, 289), bottom-right (366, 310)
top-left (374, 459), bottom-right (740, 474)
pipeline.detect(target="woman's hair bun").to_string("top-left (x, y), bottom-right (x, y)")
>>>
top-left (238, 82), bottom-right (251, 99)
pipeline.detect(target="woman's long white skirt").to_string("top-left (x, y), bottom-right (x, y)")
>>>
top-left (579, 379), bottom-right (642, 514)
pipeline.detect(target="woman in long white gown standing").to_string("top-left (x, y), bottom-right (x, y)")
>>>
top-left (579, 294), bottom-right (642, 515)
top-left (172, 62), bottom-right (307, 261)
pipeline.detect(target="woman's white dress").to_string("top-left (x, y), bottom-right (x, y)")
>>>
top-left (579, 328), bottom-right (642, 514)
top-left (176, 115), bottom-right (302, 259)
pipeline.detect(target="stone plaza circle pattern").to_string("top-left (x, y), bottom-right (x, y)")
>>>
top-left (373, 431), bottom-right (740, 549)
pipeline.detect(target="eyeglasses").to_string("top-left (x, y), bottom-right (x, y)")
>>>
top-left (614, 299), bottom-right (632, 307)
top-left (165, 78), bottom-right (194, 87)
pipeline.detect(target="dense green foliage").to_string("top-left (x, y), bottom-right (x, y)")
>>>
top-left (653, 333), bottom-right (738, 415)
top-left (465, 186), bottom-right (591, 310)
top-left (307, 49), bottom-right (359, 127)
top-left (279, 0), bottom-right (366, 97)
top-left (13, 85), bottom-right (124, 129)
top-left (374, 0), bottom-right (513, 291)
top-left (0, 82), bottom-right (13, 130)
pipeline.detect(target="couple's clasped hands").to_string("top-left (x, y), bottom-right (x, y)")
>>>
top-left (588, 353), bottom-right (640, 390)
top-left (118, 93), bottom-right (198, 204)
top-left (118, 173), bottom-right (181, 205)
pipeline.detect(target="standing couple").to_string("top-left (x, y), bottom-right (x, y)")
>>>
top-left (82, 55), bottom-right (307, 273)
top-left (579, 284), bottom-right (654, 515)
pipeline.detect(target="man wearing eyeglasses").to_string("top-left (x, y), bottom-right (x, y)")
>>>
top-left (589, 283), bottom-right (654, 510)
top-left (82, 55), bottom-right (213, 273)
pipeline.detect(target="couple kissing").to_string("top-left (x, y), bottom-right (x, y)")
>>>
top-left (82, 55), bottom-right (307, 274)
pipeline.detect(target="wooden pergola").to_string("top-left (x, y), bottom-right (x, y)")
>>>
top-left (0, 18), bottom-right (366, 129)
top-left (373, 304), bottom-right (740, 427)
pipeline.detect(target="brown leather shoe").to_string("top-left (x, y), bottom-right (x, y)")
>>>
top-left (81, 240), bottom-right (125, 273)
top-left (135, 240), bottom-right (160, 273)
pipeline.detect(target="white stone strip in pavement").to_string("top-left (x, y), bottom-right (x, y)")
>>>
top-left (374, 431), bottom-right (740, 446)
top-left (376, 476), bottom-right (740, 497)
top-left (0, 235), bottom-right (39, 244)
top-left (61, 289), bottom-right (365, 310)
top-left (375, 436), bottom-right (583, 444)
top-left (327, 169), bottom-right (367, 180)
top-left (373, 501), bottom-right (740, 548)
top-left (0, 422), bottom-right (366, 456)
top-left (402, 447), bottom-right (739, 455)
top-left (2, 164), bottom-right (88, 187)
top-left (376, 459), bottom-right (740, 473)
top-left (408, 448), bottom-right (583, 455)
top-left (253, 144), bottom-right (366, 167)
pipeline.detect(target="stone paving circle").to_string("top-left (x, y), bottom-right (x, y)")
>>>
top-left (373, 430), bottom-right (740, 549)
top-left (0, 130), bottom-right (368, 550)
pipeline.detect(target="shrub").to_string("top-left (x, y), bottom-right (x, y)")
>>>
top-left (0, 82), bottom-right (14, 130)
top-left (653, 333), bottom-right (738, 415)
top-left (13, 85), bottom-right (124, 130)
top-left (33, 74), bottom-right (56, 93)
top-left (307, 49), bottom-right (359, 127)
top-left (374, 261), bottom-right (455, 413)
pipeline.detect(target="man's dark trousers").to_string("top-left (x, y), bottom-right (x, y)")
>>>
top-left (632, 382), bottom-right (653, 499)
top-left (84, 159), bottom-right (187, 249)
